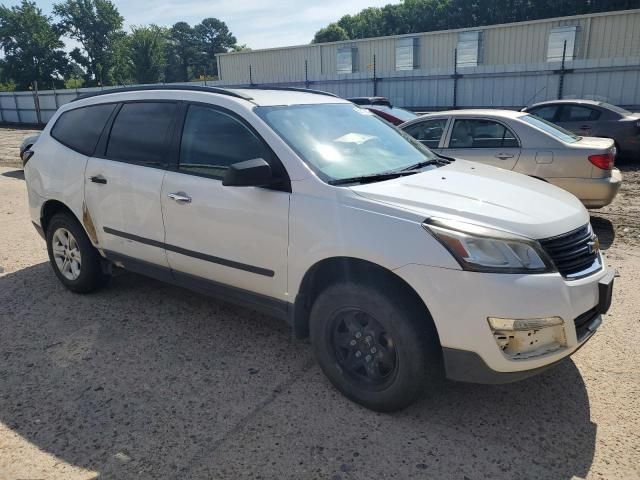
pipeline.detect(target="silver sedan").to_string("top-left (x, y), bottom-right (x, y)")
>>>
top-left (400, 109), bottom-right (622, 208)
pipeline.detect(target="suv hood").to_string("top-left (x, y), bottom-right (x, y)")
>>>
top-left (350, 160), bottom-right (589, 239)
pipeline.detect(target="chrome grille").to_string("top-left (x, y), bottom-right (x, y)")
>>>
top-left (539, 224), bottom-right (600, 278)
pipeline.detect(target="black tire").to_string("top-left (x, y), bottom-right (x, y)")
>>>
top-left (46, 212), bottom-right (110, 293)
top-left (309, 281), bottom-right (442, 412)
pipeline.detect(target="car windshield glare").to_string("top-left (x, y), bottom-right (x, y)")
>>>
top-left (256, 104), bottom-right (438, 182)
top-left (521, 114), bottom-right (580, 143)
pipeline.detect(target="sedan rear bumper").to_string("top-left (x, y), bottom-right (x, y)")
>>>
top-left (548, 168), bottom-right (622, 208)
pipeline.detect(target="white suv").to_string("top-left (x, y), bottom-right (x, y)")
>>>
top-left (24, 86), bottom-right (614, 412)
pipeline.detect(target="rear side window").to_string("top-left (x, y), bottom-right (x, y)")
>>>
top-left (529, 105), bottom-right (558, 122)
top-left (179, 105), bottom-right (272, 179)
top-left (404, 119), bottom-right (447, 148)
top-left (106, 102), bottom-right (177, 167)
top-left (51, 104), bottom-right (116, 156)
top-left (560, 105), bottom-right (601, 122)
top-left (449, 119), bottom-right (519, 148)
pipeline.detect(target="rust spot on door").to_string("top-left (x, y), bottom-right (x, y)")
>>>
top-left (82, 202), bottom-right (99, 245)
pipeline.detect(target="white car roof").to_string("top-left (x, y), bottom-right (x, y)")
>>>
top-left (423, 109), bottom-right (528, 119)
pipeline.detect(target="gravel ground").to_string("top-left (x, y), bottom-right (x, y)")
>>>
top-left (1, 128), bottom-right (639, 479)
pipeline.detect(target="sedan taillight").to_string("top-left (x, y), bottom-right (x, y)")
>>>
top-left (588, 152), bottom-right (614, 170)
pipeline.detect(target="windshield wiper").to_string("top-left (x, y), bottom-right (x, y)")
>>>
top-left (400, 157), bottom-right (450, 171)
top-left (328, 170), bottom-right (420, 186)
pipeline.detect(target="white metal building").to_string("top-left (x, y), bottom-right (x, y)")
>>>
top-left (215, 9), bottom-right (640, 109)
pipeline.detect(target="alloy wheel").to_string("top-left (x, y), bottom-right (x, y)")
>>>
top-left (52, 227), bottom-right (82, 281)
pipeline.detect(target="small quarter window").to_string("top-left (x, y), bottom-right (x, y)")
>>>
top-left (106, 102), bottom-right (177, 167)
top-left (179, 105), bottom-right (272, 179)
top-left (51, 104), bottom-right (116, 156)
top-left (449, 119), bottom-right (519, 149)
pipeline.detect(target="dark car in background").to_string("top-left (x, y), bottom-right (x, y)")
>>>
top-left (347, 96), bottom-right (419, 125)
top-left (522, 100), bottom-right (640, 160)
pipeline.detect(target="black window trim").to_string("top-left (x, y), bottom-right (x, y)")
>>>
top-left (172, 100), bottom-right (291, 192)
top-left (445, 117), bottom-right (521, 149)
top-left (94, 99), bottom-right (181, 170)
top-left (50, 102), bottom-right (119, 157)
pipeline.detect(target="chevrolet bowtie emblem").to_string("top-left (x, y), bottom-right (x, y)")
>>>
top-left (587, 236), bottom-right (600, 254)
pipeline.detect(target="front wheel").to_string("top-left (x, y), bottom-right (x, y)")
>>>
top-left (309, 281), bottom-right (441, 412)
top-left (46, 212), bottom-right (110, 293)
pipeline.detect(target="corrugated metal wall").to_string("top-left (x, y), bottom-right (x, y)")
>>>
top-left (218, 9), bottom-right (640, 85)
top-left (1, 9), bottom-right (639, 125)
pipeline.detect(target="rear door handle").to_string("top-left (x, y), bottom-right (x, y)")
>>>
top-left (90, 175), bottom-right (107, 184)
top-left (495, 153), bottom-right (514, 159)
top-left (167, 192), bottom-right (192, 204)
top-left (580, 125), bottom-right (591, 130)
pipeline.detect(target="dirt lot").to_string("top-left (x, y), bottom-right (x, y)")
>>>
top-left (1, 127), bottom-right (639, 479)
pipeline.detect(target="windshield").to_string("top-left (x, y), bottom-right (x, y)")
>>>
top-left (256, 103), bottom-right (439, 182)
top-left (368, 106), bottom-right (418, 122)
top-left (520, 114), bottom-right (580, 144)
top-left (600, 102), bottom-right (632, 116)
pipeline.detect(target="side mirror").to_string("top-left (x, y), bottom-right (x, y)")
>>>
top-left (222, 158), bottom-right (274, 187)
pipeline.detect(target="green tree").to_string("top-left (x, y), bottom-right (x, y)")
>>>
top-left (0, 1), bottom-right (69, 90)
top-left (130, 25), bottom-right (167, 84)
top-left (313, 0), bottom-right (640, 41)
top-left (53, 0), bottom-right (124, 86)
top-left (111, 32), bottom-right (134, 85)
top-left (312, 23), bottom-right (349, 43)
top-left (165, 21), bottom-right (197, 83)
top-left (193, 18), bottom-right (237, 77)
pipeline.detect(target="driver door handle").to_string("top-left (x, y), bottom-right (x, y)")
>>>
top-left (495, 153), bottom-right (514, 159)
top-left (167, 192), bottom-right (192, 204)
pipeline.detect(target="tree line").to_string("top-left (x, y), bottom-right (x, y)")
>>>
top-left (312, 0), bottom-right (640, 43)
top-left (0, 0), bottom-right (246, 91)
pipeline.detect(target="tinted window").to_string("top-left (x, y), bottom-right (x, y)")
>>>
top-left (51, 104), bottom-right (116, 155)
top-left (560, 105), bottom-right (601, 122)
top-left (601, 102), bottom-right (631, 116)
top-left (106, 102), bottom-right (177, 166)
top-left (449, 119), bottom-right (519, 148)
top-left (404, 119), bottom-right (447, 148)
top-left (179, 105), bottom-right (271, 178)
top-left (529, 105), bottom-right (558, 121)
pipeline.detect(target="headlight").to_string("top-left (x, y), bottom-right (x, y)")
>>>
top-left (423, 218), bottom-right (554, 274)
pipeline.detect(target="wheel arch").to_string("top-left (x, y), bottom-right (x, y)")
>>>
top-left (291, 256), bottom-right (439, 344)
top-left (41, 200), bottom-right (79, 233)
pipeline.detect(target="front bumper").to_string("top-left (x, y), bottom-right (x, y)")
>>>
top-left (394, 261), bottom-right (614, 381)
top-left (547, 169), bottom-right (622, 209)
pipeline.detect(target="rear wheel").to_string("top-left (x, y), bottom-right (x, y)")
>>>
top-left (46, 213), bottom-right (110, 293)
top-left (310, 281), bottom-right (441, 412)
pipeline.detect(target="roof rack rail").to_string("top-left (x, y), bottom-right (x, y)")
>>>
top-left (245, 86), bottom-right (339, 98)
top-left (71, 85), bottom-right (254, 102)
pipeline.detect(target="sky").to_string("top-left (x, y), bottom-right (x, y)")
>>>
top-left (24, 0), bottom-right (401, 50)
